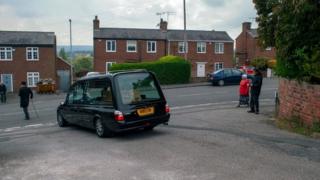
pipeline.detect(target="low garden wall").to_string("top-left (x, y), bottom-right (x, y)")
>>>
top-left (278, 78), bottom-right (320, 126)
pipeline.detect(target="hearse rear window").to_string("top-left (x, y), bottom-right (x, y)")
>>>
top-left (116, 73), bottom-right (161, 105)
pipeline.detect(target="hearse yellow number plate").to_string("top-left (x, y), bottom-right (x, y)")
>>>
top-left (137, 107), bottom-right (155, 116)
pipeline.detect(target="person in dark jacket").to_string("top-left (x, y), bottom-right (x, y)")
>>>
top-left (248, 69), bottom-right (263, 114)
top-left (0, 82), bottom-right (7, 103)
top-left (19, 81), bottom-right (33, 120)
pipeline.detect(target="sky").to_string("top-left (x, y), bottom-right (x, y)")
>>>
top-left (0, 0), bottom-right (258, 46)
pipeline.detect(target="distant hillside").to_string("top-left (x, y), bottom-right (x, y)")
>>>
top-left (57, 45), bottom-right (93, 53)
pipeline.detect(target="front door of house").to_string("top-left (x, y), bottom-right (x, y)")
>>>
top-left (197, 63), bottom-right (206, 77)
top-left (1, 74), bottom-right (13, 92)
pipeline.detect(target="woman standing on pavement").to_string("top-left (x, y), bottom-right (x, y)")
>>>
top-left (248, 69), bottom-right (263, 114)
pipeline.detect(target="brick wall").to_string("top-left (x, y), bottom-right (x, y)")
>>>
top-left (236, 26), bottom-right (276, 65)
top-left (94, 39), bottom-right (166, 72)
top-left (169, 41), bottom-right (233, 77)
top-left (0, 46), bottom-right (56, 92)
top-left (94, 39), bottom-right (234, 77)
top-left (278, 78), bottom-right (320, 126)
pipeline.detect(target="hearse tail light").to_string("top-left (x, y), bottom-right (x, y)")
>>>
top-left (165, 104), bottom-right (170, 113)
top-left (114, 110), bottom-right (124, 122)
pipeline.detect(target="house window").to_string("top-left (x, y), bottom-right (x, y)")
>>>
top-left (0, 47), bottom-right (12, 61)
top-left (147, 41), bottom-right (157, 53)
top-left (106, 62), bottom-right (116, 73)
top-left (127, 40), bottom-right (137, 52)
top-left (27, 72), bottom-right (40, 87)
top-left (265, 47), bottom-right (272, 51)
top-left (26, 47), bottom-right (39, 60)
top-left (106, 40), bottom-right (116, 52)
top-left (197, 42), bottom-right (206, 53)
top-left (214, 62), bottom-right (224, 71)
top-left (215, 43), bottom-right (224, 54)
top-left (178, 42), bottom-right (188, 53)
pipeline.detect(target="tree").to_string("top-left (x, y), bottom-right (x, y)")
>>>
top-left (253, 0), bottom-right (320, 83)
top-left (72, 55), bottom-right (93, 77)
top-left (59, 48), bottom-right (68, 60)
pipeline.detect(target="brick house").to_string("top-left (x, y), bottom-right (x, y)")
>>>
top-left (0, 31), bottom-right (71, 92)
top-left (93, 16), bottom-right (234, 78)
top-left (235, 22), bottom-right (276, 66)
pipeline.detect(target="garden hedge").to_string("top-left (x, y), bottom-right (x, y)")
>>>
top-left (110, 56), bottom-right (191, 85)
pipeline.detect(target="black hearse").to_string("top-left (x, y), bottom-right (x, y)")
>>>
top-left (57, 70), bottom-right (170, 137)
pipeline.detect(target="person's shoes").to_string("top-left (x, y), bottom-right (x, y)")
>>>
top-left (236, 104), bottom-right (240, 107)
top-left (25, 118), bottom-right (30, 120)
top-left (255, 111), bottom-right (259, 114)
top-left (247, 110), bottom-right (255, 113)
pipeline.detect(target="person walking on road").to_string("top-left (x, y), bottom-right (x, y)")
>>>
top-left (248, 69), bottom-right (263, 114)
top-left (0, 82), bottom-right (7, 103)
top-left (19, 81), bottom-right (33, 120)
top-left (237, 74), bottom-right (250, 107)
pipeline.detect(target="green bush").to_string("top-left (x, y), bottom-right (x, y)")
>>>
top-left (254, 0), bottom-right (320, 84)
top-left (250, 57), bottom-right (269, 70)
top-left (110, 56), bottom-right (191, 84)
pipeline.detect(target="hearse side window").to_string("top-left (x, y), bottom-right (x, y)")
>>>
top-left (67, 83), bottom-right (84, 104)
top-left (84, 80), bottom-right (113, 106)
top-left (116, 73), bottom-right (161, 105)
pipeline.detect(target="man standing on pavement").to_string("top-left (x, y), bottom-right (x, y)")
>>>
top-left (0, 82), bottom-right (7, 103)
top-left (248, 69), bottom-right (263, 114)
top-left (19, 81), bottom-right (33, 120)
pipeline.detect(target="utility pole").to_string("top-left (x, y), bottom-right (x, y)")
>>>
top-left (183, 0), bottom-right (187, 60)
top-left (69, 19), bottom-right (73, 84)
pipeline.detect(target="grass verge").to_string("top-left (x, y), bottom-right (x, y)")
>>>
top-left (276, 117), bottom-right (320, 138)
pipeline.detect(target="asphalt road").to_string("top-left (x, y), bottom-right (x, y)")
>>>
top-left (1, 78), bottom-right (320, 179)
top-left (0, 78), bottom-right (278, 130)
top-left (1, 102), bottom-right (320, 179)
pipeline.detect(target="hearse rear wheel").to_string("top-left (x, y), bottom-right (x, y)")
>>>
top-left (95, 118), bottom-right (114, 138)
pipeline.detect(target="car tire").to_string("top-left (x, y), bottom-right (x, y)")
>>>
top-left (57, 111), bottom-right (68, 127)
top-left (218, 80), bottom-right (225, 86)
top-left (95, 118), bottom-right (114, 138)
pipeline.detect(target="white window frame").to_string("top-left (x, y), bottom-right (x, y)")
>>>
top-left (106, 61), bottom-right (116, 73)
top-left (26, 47), bottom-right (39, 61)
top-left (215, 43), bottom-right (224, 54)
top-left (27, 72), bottom-right (40, 87)
top-left (0, 47), bottom-right (13, 61)
top-left (214, 62), bottom-right (224, 71)
top-left (197, 42), bottom-right (206, 53)
top-left (127, 40), bottom-right (137, 53)
top-left (0, 74), bottom-right (13, 92)
top-left (106, 40), bottom-right (116, 52)
top-left (178, 42), bottom-right (188, 53)
top-left (147, 41), bottom-right (157, 53)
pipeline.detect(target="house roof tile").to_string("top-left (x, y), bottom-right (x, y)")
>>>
top-left (94, 28), bottom-right (233, 42)
top-left (0, 31), bottom-right (55, 45)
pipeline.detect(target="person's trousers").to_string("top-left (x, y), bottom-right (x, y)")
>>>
top-left (22, 107), bottom-right (30, 119)
top-left (250, 94), bottom-right (260, 112)
top-left (0, 93), bottom-right (6, 103)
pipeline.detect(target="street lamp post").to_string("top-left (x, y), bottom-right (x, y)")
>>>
top-left (69, 19), bottom-right (73, 84)
top-left (183, 0), bottom-right (187, 61)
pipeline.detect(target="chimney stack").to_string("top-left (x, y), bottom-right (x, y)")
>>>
top-left (159, 18), bottom-right (168, 31)
top-left (242, 22), bottom-right (251, 32)
top-left (93, 15), bottom-right (100, 30)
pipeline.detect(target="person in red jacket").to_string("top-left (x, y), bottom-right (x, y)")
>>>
top-left (237, 74), bottom-right (250, 107)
